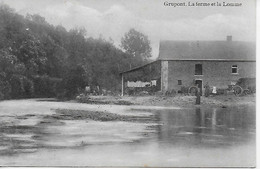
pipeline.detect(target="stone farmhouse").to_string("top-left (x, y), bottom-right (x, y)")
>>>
top-left (120, 36), bottom-right (256, 95)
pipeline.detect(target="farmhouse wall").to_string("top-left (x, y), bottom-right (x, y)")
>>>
top-left (166, 60), bottom-right (256, 92)
top-left (161, 61), bottom-right (169, 92)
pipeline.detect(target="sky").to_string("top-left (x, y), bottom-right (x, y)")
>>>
top-left (0, 0), bottom-right (256, 58)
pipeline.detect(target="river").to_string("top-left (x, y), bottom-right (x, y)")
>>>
top-left (0, 99), bottom-right (256, 167)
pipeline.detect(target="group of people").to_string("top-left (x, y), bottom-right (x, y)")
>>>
top-left (84, 85), bottom-right (102, 95)
top-left (195, 82), bottom-right (216, 97)
top-left (204, 82), bottom-right (217, 97)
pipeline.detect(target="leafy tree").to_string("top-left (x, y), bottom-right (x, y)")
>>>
top-left (0, 4), bottom-right (152, 99)
top-left (0, 49), bottom-right (32, 99)
top-left (15, 33), bottom-right (47, 76)
top-left (121, 28), bottom-right (152, 64)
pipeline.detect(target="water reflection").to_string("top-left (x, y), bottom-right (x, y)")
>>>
top-left (0, 99), bottom-right (256, 166)
top-left (154, 106), bottom-right (255, 147)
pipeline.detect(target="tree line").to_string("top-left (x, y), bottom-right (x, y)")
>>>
top-left (0, 4), bottom-right (152, 99)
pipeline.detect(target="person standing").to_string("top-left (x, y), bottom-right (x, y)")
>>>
top-left (204, 82), bottom-right (210, 97)
top-left (195, 85), bottom-right (201, 105)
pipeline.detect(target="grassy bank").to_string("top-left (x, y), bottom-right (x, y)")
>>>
top-left (80, 94), bottom-right (255, 108)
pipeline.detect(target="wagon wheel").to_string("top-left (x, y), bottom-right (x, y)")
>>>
top-left (243, 89), bottom-right (250, 95)
top-left (233, 85), bottom-right (243, 96)
top-left (189, 86), bottom-right (198, 96)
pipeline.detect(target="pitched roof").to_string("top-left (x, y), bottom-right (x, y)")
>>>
top-left (158, 40), bottom-right (256, 61)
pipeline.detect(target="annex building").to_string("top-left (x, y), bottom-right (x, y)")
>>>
top-left (120, 36), bottom-right (256, 95)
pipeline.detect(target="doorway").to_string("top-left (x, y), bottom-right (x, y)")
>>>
top-left (195, 80), bottom-right (203, 95)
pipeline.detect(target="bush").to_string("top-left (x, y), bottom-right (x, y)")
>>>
top-left (165, 89), bottom-right (176, 96)
top-left (9, 75), bottom-right (34, 98)
top-left (0, 79), bottom-right (11, 99)
top-left (24, 78), bottom-right (34, 97)
top-left (180, 86), bottom-right (189, 95)
top-left (33, 75), bottom-right (62, 98)
top-left (76, 93), bottom-right (90, 103)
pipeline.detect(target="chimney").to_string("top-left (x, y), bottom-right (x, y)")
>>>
top-left (226, 35), bottom-right (232, 42)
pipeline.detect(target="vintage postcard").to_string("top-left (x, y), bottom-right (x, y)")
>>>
top-left (0, 0), bottom-right (256, 167)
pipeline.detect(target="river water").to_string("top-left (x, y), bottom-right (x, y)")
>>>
top-left (0, 99), bottom-right (256, 167)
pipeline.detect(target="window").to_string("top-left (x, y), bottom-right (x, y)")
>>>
top-left (231, 65), bottom-right (238, 74)
top-left (195, 64), bottom-right (203, 75)
top-left (178, 80), bottom-right (182, 85)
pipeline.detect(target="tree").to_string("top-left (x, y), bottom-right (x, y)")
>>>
top-left (121, 28), bottom-right (152, 63)
top-left (0, 4), bottom-right (142, 99)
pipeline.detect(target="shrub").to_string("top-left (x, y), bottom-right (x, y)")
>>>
top-left (165, 89), bottom-right (176, 96)
top-left (9, 75), bottom-right (34, 98)
top-left (33, 75), bottom-right (62, 98)
top-left (0, 79), bottom-right (11, 99)
top-left (75, 93), bottom-right (90, 103)
top-left (180, 86), bottom-right (189, 95)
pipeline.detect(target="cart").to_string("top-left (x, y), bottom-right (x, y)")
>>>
top-left (228, 78), bottom-right (256, 96)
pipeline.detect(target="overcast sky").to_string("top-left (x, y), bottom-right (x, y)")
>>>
top-left (0, 0), bottom-right (256, 58)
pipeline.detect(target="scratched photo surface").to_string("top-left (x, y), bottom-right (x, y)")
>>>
top-left (0, 0), bottom-right (256, 167)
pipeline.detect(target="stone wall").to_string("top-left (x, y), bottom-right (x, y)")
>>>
top-left (166, 60), bottom-right (256, 93)
top-left (161, 61), bottom-right (168, 93)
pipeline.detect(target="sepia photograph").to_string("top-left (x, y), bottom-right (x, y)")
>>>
top-left (0, 0), bottom-right (257, 167)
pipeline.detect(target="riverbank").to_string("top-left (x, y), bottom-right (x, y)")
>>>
top-left (82, 94), bottom-right (255, 108)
